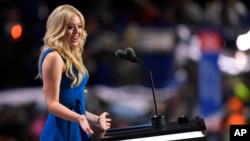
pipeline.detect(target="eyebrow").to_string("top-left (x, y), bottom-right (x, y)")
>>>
top-left (67, 23), bottom-right (82, 25)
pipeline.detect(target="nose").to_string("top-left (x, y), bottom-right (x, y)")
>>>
top-left (73, 26), bottom-right (79, 34)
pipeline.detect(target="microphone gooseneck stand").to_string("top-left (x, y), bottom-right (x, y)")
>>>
top-left (115, 47), bottom-right (166, 129)
top-left (132, 58), bottom-right (166, 129)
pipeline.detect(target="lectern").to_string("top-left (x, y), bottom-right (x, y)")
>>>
top-left (100, 116), bottom-right (207, 141)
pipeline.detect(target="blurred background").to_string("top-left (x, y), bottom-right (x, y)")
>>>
top-left (1, 0), bottom-right (250, 141)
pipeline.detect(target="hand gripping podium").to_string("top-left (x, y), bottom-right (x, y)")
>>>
top-left (100, 116), bottom-right (207, 141)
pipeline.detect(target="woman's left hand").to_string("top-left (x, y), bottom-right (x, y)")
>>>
top-left (98, 112), bottom-right (111, 130)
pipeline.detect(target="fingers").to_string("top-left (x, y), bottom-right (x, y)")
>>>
top-left (80, 123), bottom-right (94, 134)
top-left (85, 127), bottom-right (94, 134)
top-left (105, 118), bottom-right (111, 122)
top-left (101, 124), bottom-right (110, 130)
top-left (104, 122), bottom-right (111, 130)
top-left (78, 115), bottom-right (94, 134)
top-left (101, 112), bottom-right (109, 117)
top-left (103, 119), bottom-right (111, 128)
top-left (99, 113), bottom-right (112, 130)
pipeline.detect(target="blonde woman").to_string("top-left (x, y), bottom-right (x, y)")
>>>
top-left (37, 4), bottom-right (111, 141)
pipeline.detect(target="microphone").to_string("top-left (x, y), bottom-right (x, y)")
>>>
top-left (115, 47), bottom-right (166, 129)
top-left (115, 49), bottom-right (127, 60)
top-left (115, 48), bottom-right (138, 62)
top-left (125, 47), bottom-right (137, 62)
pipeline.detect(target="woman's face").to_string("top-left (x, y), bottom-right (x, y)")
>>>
top-left (64, 13), bottom-right (83, 47)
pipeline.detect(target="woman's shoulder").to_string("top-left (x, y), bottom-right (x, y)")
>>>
top-left (44, 50), bottom-right (63, 62)
top-left (42, 49), bottom-right (65, 72)
top-left (39, 47), bottom-right (65, 77)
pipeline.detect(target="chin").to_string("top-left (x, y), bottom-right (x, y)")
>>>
top-left (70, 43), bottom-right (78, 47)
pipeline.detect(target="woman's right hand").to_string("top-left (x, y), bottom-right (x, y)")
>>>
top-left (78, 115), bottom-right (94, 134)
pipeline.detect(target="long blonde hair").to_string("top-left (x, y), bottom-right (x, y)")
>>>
top-left (37, 4), bottom-right (88, 87)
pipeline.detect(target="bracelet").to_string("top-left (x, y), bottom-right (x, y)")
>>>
top-left (97, 116), bottom-right (100, 124)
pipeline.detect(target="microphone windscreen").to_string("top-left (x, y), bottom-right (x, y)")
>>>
top-left (115, 49), bottom-right (127, 60)
top-left (125, 47), bottom-right (136, 59)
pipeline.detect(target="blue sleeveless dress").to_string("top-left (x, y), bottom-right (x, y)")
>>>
top-left (39, 48), bottom-right (91, 141)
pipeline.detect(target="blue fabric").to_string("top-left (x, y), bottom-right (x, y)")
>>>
top-left (39, 48), bottom-right (91, 141)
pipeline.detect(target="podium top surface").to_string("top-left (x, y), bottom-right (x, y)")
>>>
top-left (100, 117), bottom-right (207, 141)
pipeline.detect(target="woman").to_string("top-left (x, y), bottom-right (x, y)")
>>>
top-left (37, 4), bottom-right (111, 141)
